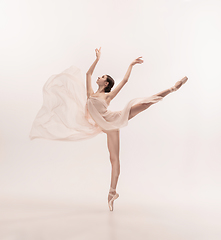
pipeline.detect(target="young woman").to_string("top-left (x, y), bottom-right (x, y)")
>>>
top-left (85, 47), bottom-right (188, 211)
top-left (30, 47), bottom-right (188, 211)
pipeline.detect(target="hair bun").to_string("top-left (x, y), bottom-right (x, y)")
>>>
top-left (105, 75), bottom-right (115, 93)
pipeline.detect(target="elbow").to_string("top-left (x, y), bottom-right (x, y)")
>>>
top-left (86, 72), bottom-right (92, 76)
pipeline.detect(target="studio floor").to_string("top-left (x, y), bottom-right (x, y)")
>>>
top-left (0, 197), bottom-right (220, 240)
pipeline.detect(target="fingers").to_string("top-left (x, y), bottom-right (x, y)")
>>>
top-left (135, 56), bottom-right (144, 63)
top-left (95, 47), bottom-right (101, 52)
top-left (137, 57), bottom-right (144, 63)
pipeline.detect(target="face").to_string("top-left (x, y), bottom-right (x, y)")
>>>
top-left (96, 75), bottom-right (108, 87)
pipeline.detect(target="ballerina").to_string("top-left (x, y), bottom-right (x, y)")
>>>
top-left (86, 47), bottom-right (188, 211)
top-left (29, 47), bottom-right (188, 211)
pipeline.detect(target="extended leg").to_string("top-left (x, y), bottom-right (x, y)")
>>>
top-left (128, 87), bottom-right (171, 120)
top-left (128, 76), bottom-right (188, 120)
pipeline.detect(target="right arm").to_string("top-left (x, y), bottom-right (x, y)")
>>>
top-left (86, 47), bottom-right (101, 98)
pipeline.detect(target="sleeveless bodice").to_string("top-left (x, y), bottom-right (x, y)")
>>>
top-left (87, 96), bottom-right (109, 114)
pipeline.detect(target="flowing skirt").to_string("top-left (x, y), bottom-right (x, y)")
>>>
top-left (29, 65), bottom-right (163, 141)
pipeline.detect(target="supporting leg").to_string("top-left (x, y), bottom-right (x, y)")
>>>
top-left (105, 130), bottom-right (120, 203)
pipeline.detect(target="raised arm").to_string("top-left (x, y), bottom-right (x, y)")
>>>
top-left (108, 57), bottom-right (144, 100)
top-left (86, 47), bottom-right (101, 98)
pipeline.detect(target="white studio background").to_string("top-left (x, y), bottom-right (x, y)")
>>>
top-left (0, 0), bottom-right (221, 208)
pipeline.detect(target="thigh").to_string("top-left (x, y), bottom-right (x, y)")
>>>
top-left (104, 130), bottom-right (120, 161)
top-left (128, 103), bottom-right (153, 120)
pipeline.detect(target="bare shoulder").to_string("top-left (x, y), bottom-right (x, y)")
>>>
top-left (105, 92), bottom-right (111, 99)
top-left (87, 90), bottom-right (94, 99)
top-left (106, 92), bottom-right (115, 101)
top-left (105, 93), bottom-right (112, 103)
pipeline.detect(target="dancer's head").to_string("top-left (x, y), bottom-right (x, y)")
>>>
top-left (96, 75), bottom-right (114, 93)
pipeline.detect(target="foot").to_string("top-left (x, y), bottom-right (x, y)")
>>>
top-left (170, 76), bottom-right (188, 92)
top-left (108, 187), bottom-right (119, 211)
top-left (108, 190), bottom-right (116, 202)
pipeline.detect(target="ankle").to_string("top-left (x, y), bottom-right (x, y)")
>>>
top-left (170, 86), bottom-right (177, 93)
top-left (109, 186), bottom-right (116, 195)
top-left (109, 186), bottom-right (116, 191)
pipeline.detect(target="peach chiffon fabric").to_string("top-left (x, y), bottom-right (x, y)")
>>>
top-left (29, 65), bottom-right (163, 141)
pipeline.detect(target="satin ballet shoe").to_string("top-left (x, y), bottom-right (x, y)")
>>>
top-left (181, 76), bottom-right (188, 84)
top-left (170, 76), bottom-right (188, 93)
top-left (108, 187), bottom-right (119, 211)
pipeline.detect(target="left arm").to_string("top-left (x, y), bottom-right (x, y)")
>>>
top-left (108, 57), bottom-right (144, 100)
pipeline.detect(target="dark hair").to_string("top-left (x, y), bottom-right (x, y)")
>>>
top-left (105, 75), bottom-right (115, 93)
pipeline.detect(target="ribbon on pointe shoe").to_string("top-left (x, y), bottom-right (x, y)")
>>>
top-left (170, 76), bottom-right (188, 93)
top-left (109, 186), bottom-right (116, 192)
top-left (170, 86), bottom-right (178, 93)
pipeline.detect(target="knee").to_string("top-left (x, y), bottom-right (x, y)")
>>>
top-left (110, 157), bottom-right (120, 174)
top-left (110, 156), bottom-right (120, 165)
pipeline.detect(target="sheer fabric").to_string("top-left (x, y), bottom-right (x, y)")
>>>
top-left (29, 65), bottom-right (163, 141)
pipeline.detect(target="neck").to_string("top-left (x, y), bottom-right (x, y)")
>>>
top-left (96, 86), bottom-right (105, 94)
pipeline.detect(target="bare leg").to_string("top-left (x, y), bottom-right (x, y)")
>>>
top-left (128, 77), bottom-right (187, 120)
top-left (104, 129), bottom-right (120, 203)
top-left (128, 87), bottom-right (171, 120)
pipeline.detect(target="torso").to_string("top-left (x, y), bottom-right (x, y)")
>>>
top-left (89, 93), bottom-right (111, 105)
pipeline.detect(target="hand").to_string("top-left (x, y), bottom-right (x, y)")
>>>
top-left (95, 47), bottom-right (101, 60)
top-left (131, 56), bottom-right (144, 66)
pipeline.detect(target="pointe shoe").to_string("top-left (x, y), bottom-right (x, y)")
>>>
top-left (170, 76), bottom-right (188, 92)
top-left (108, 187), bottom-right (119, 211)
